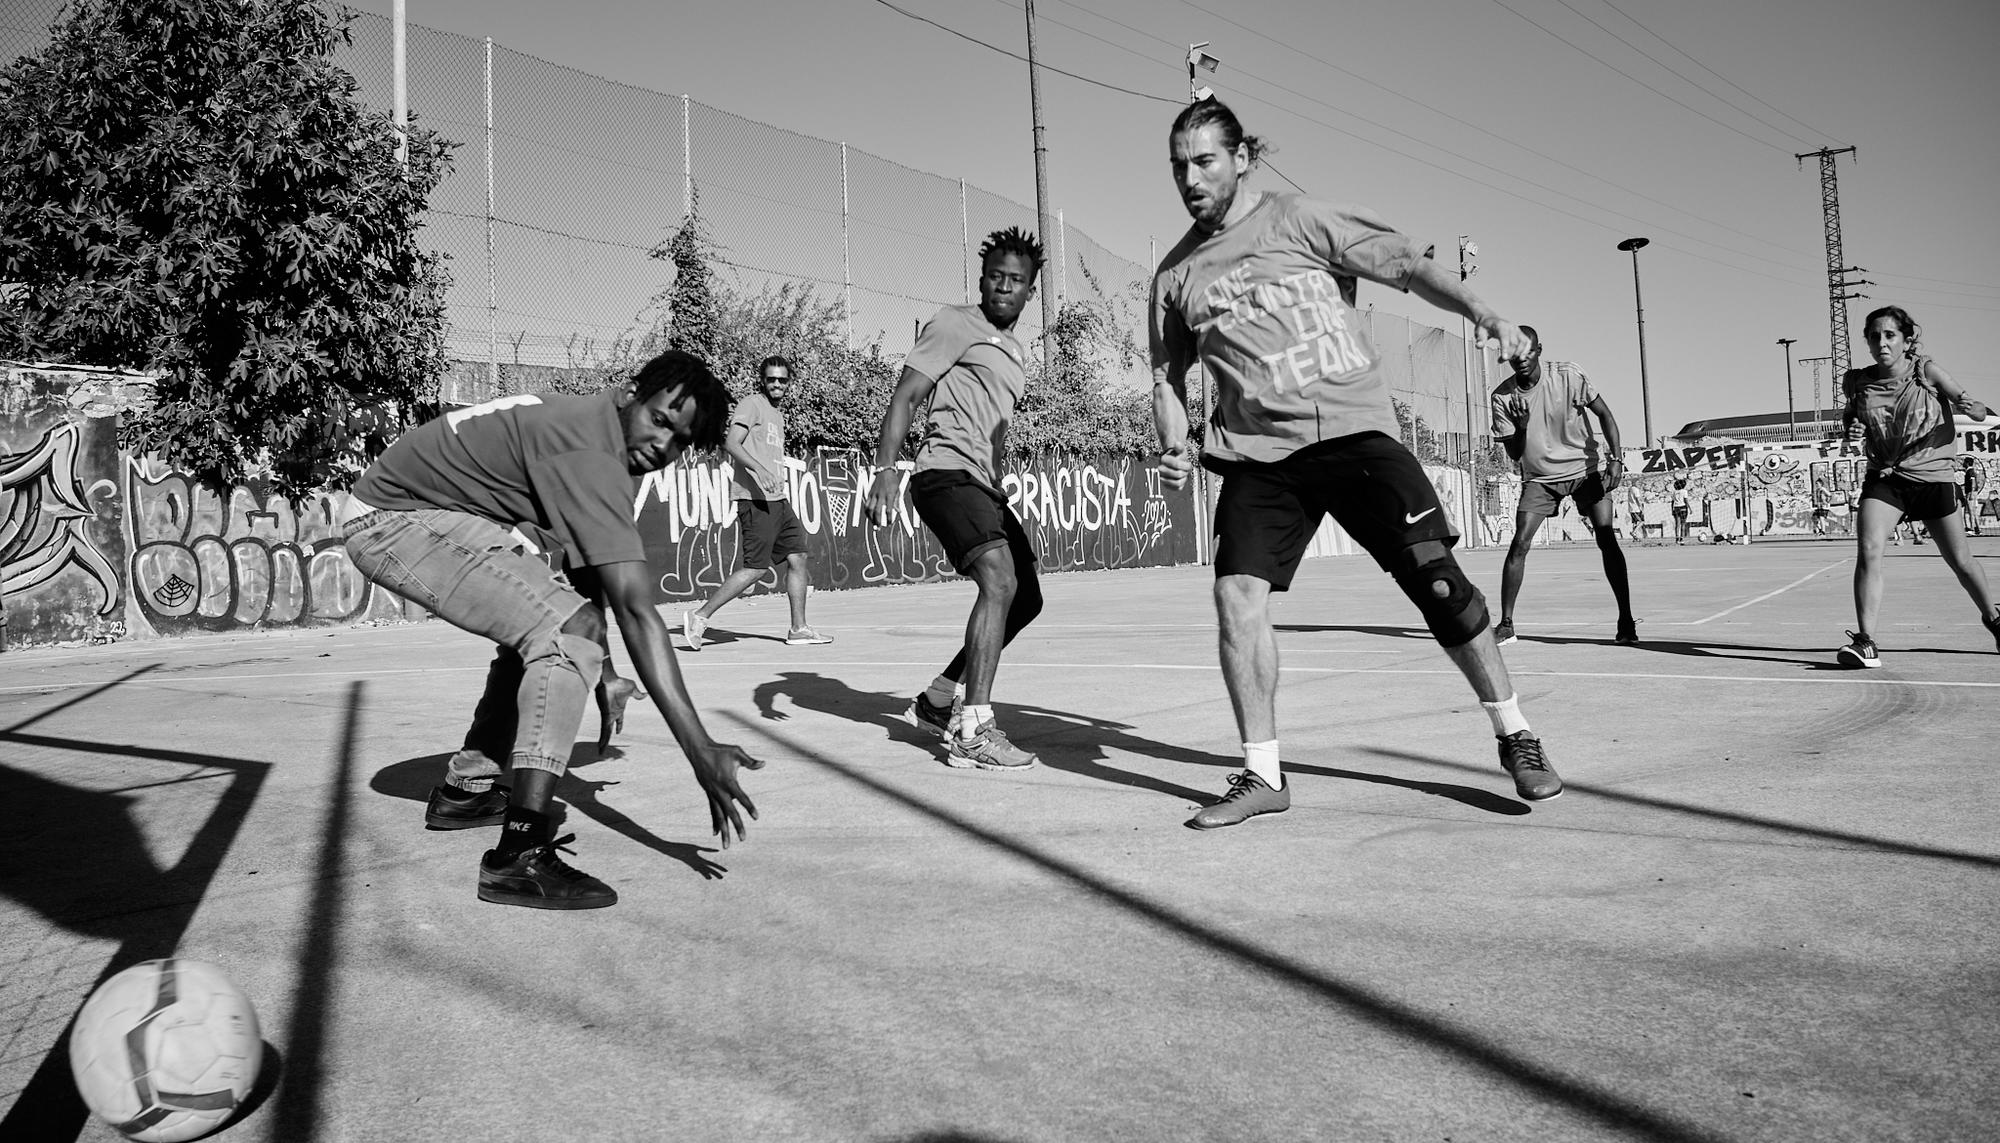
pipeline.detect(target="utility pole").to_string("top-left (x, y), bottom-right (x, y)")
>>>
top-left (1796, 147), bottom-right (1870, 373)
top-left (1616, 238), bottom-right (1654, 447)
top-left (1459, 235), bottom-right (1480, 548)
top-left (1187, 41), bottom-right (1219, 102)
top-left (1777, 338), bottom-right (1798, 441)
top-left (1799, 356), bottom-right (1835, 439)
top-left (1023, 1), bottom-right (1058, 353)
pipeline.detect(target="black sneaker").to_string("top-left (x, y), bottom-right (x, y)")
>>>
top-left (1615, 617), bottom-right (1639, 645)
top-left (1984, 609), bottom-right (2000, 654)
top-left (907, 692), bottom-right (957, 740)
top-left (1497, 732), bottom-right (1563, 801)
top-left (424, 783), bottom-right (510, 831)
top-left (1836, 631), bottom-right (1880, 669)
top-left (1493, 618), bottom-right (1517, 646)
top-left (478, 836), bottom-right (617, 910)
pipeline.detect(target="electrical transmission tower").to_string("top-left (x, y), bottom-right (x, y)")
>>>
top-left (1796, 147), bottom-right (1870, 373)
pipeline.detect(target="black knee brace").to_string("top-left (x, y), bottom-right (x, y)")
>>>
top-left (1390, 540), bottom-right (1489, 648)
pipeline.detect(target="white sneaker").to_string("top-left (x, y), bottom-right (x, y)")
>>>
top-left (785, 626), bottom-right (833, 646)
top-left (682, 609), bottom-right (706, 651)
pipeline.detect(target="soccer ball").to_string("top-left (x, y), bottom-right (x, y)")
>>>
top-left (68, 959), bottom-right (262, 1142)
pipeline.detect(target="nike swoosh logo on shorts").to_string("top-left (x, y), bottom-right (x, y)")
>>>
top-left (1404, 507), bottom-right (1439, 525)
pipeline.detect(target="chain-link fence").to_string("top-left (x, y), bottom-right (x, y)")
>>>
top-left (6, 1), bottom-right (1490, 468)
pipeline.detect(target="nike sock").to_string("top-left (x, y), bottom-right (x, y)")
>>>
top-left (1243, 740), bottom-right (1283, 789)
top-left (924, 675), bottom-right (959, 708)
top-left (1481, 694), bottom-right (1532, 737)
top-left (959, 703), bottom-right (994, 739)
top-left (492, 806), bottom-right (551, 860)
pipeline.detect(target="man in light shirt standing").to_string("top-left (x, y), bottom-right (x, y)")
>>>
top-left (1489, 326), bottom-right (1638, 646)
top-left (684, 355), bottom-right (832, 648)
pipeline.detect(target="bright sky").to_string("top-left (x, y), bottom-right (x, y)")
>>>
top-left (343, 0), bottom-right (2000, 437)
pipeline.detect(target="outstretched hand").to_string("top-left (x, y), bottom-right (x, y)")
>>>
top-left (596, 676), bottom-right (644, 757)
top-left (688, 740), bottom-right (763, 848)
top-left (1479, 317), bottom-right (1531, 363)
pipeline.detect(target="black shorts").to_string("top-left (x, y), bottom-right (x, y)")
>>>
top-left (910, 468), bottom-right (1036, 574)
top-left (1518, 473), bottom-right (1609, 516)
top-left (736, 499), bottom-right (807, 569)
top-left (1860, 474), bottom-right (1958, 522)
top-left (1212, 431), bottom-right (1456, 591)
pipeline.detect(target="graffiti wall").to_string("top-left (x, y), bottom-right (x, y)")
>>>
top-left (1, 372), bottom-right (127, 646)
top-left (634, 448), bottom-right (1199, 603)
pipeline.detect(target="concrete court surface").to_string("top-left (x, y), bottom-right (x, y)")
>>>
top-left (3, 536), bottom-right (1997, 1143)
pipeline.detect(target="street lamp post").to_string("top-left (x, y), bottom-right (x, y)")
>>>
top-left (1777, 337), bottom-right (1798, 441)
top-left (1616, 238), bottom-right (1653, 446)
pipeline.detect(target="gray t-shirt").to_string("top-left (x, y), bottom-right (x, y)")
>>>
top-left (728, 389), bottom-right (788, 501)
top-left (1150, 192), bottom-right (1431, 465)
top-left (1491, 361), bottom-right (1601, 482)
top-left (908, 303), bottom-right (1029, 489)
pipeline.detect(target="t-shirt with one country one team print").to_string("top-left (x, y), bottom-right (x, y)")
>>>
top-left (907, 303), bottom-right (1030, 490)
top-left (1150, 192), bottom-right (1433, 466)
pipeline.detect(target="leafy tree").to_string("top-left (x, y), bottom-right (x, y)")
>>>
top-left (1392, 397), bottom-right (1446, 465)
top-left (1013, 265), bottom-right (1154, 457)
top-left (0, 0), bottom-right (451, 494)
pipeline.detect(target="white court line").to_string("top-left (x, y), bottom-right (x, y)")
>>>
top-left (1688, 559), bottom-right (1849, 625)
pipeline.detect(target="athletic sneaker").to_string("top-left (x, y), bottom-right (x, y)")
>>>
top-left (1615, 617), bottom-right (1639, 645)
top-left (1984, 609), bottom-right (2000, 653)
top-left (907, 692), bottom-right (958, 739)
top-left (425, 783), bottom-right (510, 830)
top-left (785, 626), bottom-right (833, 645)
top-left (1837, 631), bottom-right (1881, 669)
top-left (1497, 731), bottom-right (1563, 801)
top-left (682, 608), bottom-right (706, 651)
top-left (1492, 618), bottom-right (1517, 646)
top-left (946, 724), bottom-right (1038, 770)
top-left (1187, 770), bottom-right (1290, 830)
top-left (478, 836), bottom-right (617, 910)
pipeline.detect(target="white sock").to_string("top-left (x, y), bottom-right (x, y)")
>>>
top-left (1243, 740), bottom-right (1283, 789)
top-left (960, 703), bottom-right (994, 739)
top-left (925, 675), bottom-right (958, 707)
top-left (1481, 694), bottom-right (1531, 737)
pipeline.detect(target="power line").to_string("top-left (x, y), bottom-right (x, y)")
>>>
top-left (1546, 0), bottom-right (1821, 150)
top-left (1484, 0), bottom-right (1797, 153)
top-left (1593, 0), bottom-right (1841, 146)
top-left (867, 0), bottom-right (1177, 104)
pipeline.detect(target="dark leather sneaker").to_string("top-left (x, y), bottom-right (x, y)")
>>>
top-left (425, 783), bottom-right (510, 831)
top-left (1837, 631), bottom-right (1880, 669)
top-left (907, 693), bottom-right (957, 739)
top-left (1186, 770), bottom-right (1290, 829)
top-left (478, 836), bottom-right (617, 910)
top-left (1615, 617), bottom-right (1639, 645)
top-left (1983, 609), bottom-right (2000, 653)
top-left (1497, 732), bottom-right (1563, 801)
top-left (1493, 618), bottom-right (1517, 646)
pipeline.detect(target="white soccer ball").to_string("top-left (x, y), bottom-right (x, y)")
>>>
top-left (68, 959), bottom-right (262, 1142)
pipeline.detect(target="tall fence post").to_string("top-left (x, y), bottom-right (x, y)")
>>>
top-left (681, 94), bottom-right (691, 219)
top-left (841, 142), bottom-right (852, 350)
top-left (960, 178), bottom-right (969, 305)
top-left (484, 37), bottom-right (496, 400)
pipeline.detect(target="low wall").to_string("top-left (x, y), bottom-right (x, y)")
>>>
top-left (2, 365), bottom-right (1199, 647)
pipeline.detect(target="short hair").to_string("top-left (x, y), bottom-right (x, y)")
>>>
top-left (631, 349), bottom-right (729, 451)
top-left (979, 226), bottom-right (1046, 276)
top-left (759, 354), bottom-right (793, 379)
top-left (1170, 96), bottom-right (1270, 166)
top-left (1518, 325), bottom-right (1540, 349)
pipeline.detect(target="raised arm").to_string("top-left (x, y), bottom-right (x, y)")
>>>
top-left (864, 365), bottom-right (938, 525)
top-left (593, 560), bottom-right (762, 847)
top-left (1406, 259), bottom-right (1530, 363)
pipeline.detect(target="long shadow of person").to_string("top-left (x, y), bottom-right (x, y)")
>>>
top-left (748, 672), bottom-right (1520, 815)
top-left (369, 743), bottom-right (728, 880)
top-left (1276, 621), bottom-right (1880, 670)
